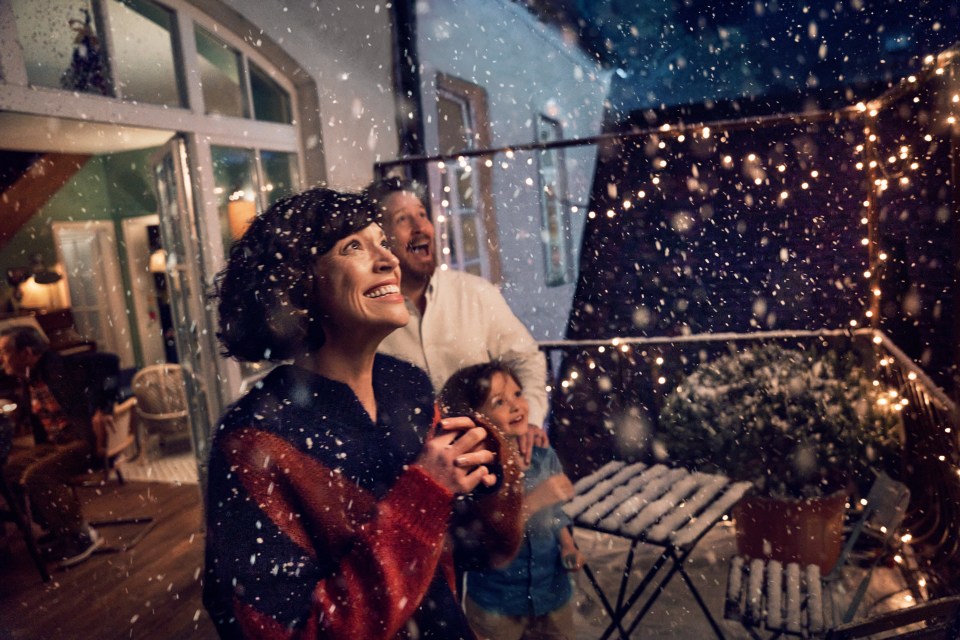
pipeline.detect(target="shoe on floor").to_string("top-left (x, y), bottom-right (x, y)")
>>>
top-left (58, 526), bottom-right (104, 568)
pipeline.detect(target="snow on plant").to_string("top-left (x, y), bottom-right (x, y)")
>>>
top-left (658, 343), bottom-right (901, 499)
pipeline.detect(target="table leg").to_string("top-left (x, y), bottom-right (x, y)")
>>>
top-left (621, 552), bottom-right (683, 637)
top-left (676, 560), bottom-right (728, 640)
top-left (622, 548), bottom-right (728, 640)
top-left (598, 551), bottom-right (671, 640)
top-left (583, 561), bottom-right (632, 640)
top-left (615, 540), bottom-right (639, 614)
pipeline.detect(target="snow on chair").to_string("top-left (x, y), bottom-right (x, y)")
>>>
top-left (724, 472), bottom-right (912, 638)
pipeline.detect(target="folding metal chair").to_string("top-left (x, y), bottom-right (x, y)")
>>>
top-left (725, 472), bottom-right (913, 638)
top-left (826, 594), bottom-right (960, 639)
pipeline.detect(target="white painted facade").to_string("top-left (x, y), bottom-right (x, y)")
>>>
top-left (415, 0), bottom-right (612, 340)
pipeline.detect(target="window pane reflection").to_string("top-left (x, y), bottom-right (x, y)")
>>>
top-left (108, 0), bottom-right (182, 106)
top-left (260, 151), bottom-right (299, 207)
top-left (212, 146), bottom-right (256, 252)
top-left (195, 27), bottom-right (247, 118)
top-left (250, 63), bottom-right (292, 124)
top-left (13, 0), bottom-right (111, 95)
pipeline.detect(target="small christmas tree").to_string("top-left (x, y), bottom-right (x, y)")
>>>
top-left (61, 8), bottom-right (110, 96)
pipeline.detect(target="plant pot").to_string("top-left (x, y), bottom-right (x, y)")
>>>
top-left (732, 491), bottom-right (846, 572)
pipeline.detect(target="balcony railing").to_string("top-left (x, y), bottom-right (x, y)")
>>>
top-left (540, 328), bottom-right (960, 596)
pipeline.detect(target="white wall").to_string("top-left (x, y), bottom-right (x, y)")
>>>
top-left (223, 0), bottom-right (399, 190)
top-left (416, 0), bottom-right (612, 340)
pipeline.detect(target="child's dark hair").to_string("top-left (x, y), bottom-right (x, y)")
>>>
top-left (215, 187), bottom-right (375, 362)
top-left (438, 361), bottom-right (522, 418)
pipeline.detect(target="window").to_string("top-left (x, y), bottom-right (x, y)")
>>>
top-left (12, 0), bottom-right (183, 106)
top-left (12, 0), bottom-right (108, 95)
top-left (195, 27), bottom-right (247, 118)
top-left (433, 75), bottom-right (498, 281)
top-left (436, 89), bottom-right (483, 275)
top-left (212, 146), bottom-right (300, 251)
top-left (107, 0), bottom-right (182, 106)
top-left (260, 151), bottom-right (300, 207)
top-left (536, 114), bottom-right (573, 286)
top-left (195, 27), bottom-right (294, 124)
top-left (250, 62), bottom-right (292, 124)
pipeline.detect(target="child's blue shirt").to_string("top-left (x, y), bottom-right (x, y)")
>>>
top-left (465, 445), bottom-right (574, 616)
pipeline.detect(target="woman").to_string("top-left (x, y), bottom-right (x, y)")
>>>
top-left (204, 187), bottom-right (521, 639)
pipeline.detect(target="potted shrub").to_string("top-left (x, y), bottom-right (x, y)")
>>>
top-left (657, 343), bottom-right (901, 569)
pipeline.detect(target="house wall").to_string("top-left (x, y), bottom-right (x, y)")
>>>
top-left (416, 0), bottom-right (612, 340)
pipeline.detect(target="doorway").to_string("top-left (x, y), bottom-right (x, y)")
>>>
top-left (52, 221), bottom-right (136, 367)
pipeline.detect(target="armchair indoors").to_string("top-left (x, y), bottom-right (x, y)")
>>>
top-left (131, 364), bottom-right (191, 461)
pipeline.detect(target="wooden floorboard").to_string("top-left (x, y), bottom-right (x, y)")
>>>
top-left (0, 479), bottom-right (217, 639)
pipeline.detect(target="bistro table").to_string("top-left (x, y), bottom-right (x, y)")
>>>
top-left (565, 461), bottom-right (752, 640)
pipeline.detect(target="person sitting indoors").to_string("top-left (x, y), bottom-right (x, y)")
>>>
top-left (440, 361), bottom-right (585, 640)
top-left (0, 326), bottom-right (115, 567)
top-left (204, 187), bottom-right (523, 639)
top-left (365, 177), bottom-right (550, 464)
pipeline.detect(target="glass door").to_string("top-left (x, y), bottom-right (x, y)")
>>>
top-left (151, 137), bottom-right (220, 491)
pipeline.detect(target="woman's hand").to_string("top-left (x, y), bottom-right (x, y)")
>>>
top-left (417, 417), bottom-right (498, 494)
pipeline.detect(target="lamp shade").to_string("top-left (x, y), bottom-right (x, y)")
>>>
top-left (18, 275), bottom-right (66, 309)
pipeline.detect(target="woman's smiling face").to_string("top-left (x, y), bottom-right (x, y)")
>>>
top-left (313, 223), bottom-right (409, 339)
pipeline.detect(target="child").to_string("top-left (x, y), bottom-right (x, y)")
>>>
top-left (440, 361), bottom-right (584, 640)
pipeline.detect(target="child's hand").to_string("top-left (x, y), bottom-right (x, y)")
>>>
top-left (561, 548), bottom-right (585, 572)
top-left (542, 473), bottom-right (575, 504)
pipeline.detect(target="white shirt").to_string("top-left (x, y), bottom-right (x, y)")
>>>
top-left (378, 268), bottom-right (548, 427)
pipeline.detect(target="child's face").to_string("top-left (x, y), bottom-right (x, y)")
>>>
top-left (479, 371), bottom-right (529, 437)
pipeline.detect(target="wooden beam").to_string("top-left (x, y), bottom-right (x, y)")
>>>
top-left (0, 153), bottom-right (91, 250)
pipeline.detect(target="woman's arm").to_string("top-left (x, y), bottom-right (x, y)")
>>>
top-left (218, 427), bottom-right (454, 640)
top-left (444, 416), bottom-right (524, 569)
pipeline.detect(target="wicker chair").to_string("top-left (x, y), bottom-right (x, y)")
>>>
top-left (131, 364), bottom-right (191, 460)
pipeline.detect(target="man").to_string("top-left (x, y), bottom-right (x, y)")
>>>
top-left (367, 177), bottom-right (549, 458)
top-left (0, 326), bottom-right (115, 567)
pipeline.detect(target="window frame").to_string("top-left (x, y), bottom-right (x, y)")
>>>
top-left (535, 113), bottom-right (575, 287)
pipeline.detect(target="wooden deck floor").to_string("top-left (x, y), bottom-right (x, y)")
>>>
top-left (0, 476), bottom-right (919, 639)
top-left (0, 479), bottom-right (217, 639)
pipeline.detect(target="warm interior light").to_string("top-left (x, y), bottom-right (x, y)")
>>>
top-left (228, 199), bottom-right (257, 240)
top-left (18, 275), bottom-right (64, 309)
top-left (149, 248), bottom-right (167, 274)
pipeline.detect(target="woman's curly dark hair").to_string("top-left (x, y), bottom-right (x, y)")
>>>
top-left (437, 361), bottom-right (523, 419)
top-left (215, 187), bottom-right (375, 362)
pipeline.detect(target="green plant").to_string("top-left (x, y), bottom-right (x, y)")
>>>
top-left (657, 343), bottom-right (901, 499)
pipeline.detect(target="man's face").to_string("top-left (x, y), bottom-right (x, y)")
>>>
top-left (0, 336), bottom-right (35, 378)
top-left (379, 191), bottom-right (437, 282)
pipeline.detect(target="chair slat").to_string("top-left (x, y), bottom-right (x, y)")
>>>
top-left (785, 562), bottom-right (803, 634)
top-left (746, 558), bottom-right (765, 625)
top-left (766, 560), bottom-right (784, 630)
